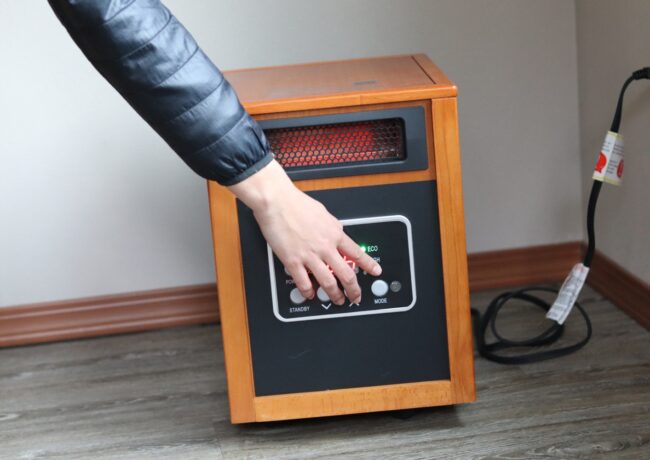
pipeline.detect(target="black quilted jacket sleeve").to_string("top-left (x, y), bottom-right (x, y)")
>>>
top-left (48, 0), bottom-right (273, 185)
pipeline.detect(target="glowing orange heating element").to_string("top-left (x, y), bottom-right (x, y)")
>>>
top-left (266, 118), bottom-right (405, 169)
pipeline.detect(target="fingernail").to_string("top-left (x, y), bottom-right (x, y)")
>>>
top-left (372, 265), bottom-right (382, 276)
top-left (354, 296), bottom-right (361, 304)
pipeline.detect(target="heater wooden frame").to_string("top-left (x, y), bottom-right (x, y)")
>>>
top-left (208, 55), bottom-right (475, 423)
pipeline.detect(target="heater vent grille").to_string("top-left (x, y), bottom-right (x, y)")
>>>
top-left (266, 118), bottom-right (405, 169)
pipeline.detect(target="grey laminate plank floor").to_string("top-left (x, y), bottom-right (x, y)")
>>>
top-left (1, 285), bottom-right (648, 460)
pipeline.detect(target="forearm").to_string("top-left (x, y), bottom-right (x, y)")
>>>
top-left (48, 0), bottom-right (272, 185)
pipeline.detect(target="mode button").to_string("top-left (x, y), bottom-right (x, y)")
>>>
top-left (371, 280), bottom-right (389, 297)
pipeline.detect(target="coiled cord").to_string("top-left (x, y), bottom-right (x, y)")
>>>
top-left (471, 287), bottom-right (592, 364)
top-left (471, 67), bottom-right (649, 364)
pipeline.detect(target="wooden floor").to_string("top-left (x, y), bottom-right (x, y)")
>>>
top-left (1, 285), bottom-right (648, 459)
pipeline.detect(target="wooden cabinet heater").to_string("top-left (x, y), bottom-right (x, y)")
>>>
top-left (208, 55), bottom-right (475, 423)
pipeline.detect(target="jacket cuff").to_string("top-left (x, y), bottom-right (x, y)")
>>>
top-left (222, 150), bottom-right (275, 186)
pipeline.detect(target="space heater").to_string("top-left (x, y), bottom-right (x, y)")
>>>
top-left (208, 55), bottom-right (475, 423)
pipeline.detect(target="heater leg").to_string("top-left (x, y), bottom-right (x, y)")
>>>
top-left (389, 409), bottom-right (419, 420)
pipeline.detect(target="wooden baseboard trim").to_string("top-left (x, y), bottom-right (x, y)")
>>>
top-left (2, 240), bottom-right (626, 348)
top-left (0, 284), bottom-right (219, 348)
top-left (588, 249), bottom-right (650, 329)
top-left (467, 241), bottom-right (583, 291)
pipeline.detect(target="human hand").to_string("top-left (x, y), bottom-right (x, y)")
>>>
top-left (228, 160), bottom-right (382, 305)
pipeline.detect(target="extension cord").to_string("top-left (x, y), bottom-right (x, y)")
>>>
top-left (472, 67), bottom-right (650, 364)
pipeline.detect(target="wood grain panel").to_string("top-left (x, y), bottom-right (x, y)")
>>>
top-left (226, 55), bottom-right (457, 115)
top-left (253, 381), bottom-right (452, 422)
top-left (227, 55), bottom-right (433, 101)
top-left (431, 97), bottom-right (476, 404)
top-left (207, 181), bottom-right (257, 423)
top-left (412, 54), bottom-right (455, 88)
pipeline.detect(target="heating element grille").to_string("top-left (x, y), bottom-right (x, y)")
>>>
top-left (265, 118), bottom-right (405, 169)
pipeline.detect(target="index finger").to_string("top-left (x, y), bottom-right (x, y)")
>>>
top-left (338, 234), bottom-right (382, 276)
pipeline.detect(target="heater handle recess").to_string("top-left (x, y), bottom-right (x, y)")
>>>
top-left (471, 67), bottom-right (650, 365)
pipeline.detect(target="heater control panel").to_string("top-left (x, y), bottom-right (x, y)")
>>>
top-left (268, 215), bottom-right (416, 322)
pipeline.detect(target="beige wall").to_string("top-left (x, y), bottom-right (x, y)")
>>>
top-left (0, 0), bottom-right (583, 307)
top-left (576, 0), bottom-right (650, 283)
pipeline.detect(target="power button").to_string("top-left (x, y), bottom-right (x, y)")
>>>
top-left (289, 288), bottom-right (306, 305)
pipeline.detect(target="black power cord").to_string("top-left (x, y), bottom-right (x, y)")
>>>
top-left (471, 67), bottom-right (650, 364)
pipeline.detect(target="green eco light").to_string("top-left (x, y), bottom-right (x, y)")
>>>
top-left (360, 245), bottom-right (367, 253)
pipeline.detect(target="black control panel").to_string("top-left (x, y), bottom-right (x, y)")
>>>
top-left (268, 215), bottom-right (416, 322)
top-left (237, 181), bottom-right (450, 396)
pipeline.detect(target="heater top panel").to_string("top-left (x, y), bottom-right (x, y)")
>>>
top-left (224, 54), bottom-right (456, 114)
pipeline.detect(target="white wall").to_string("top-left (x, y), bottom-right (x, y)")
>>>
top-left (576, 0), bottom-right (650, 283)
top-left (0, 0), bottom-right (583, 307)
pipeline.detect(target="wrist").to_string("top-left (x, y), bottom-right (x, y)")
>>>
top-left (227, 159), bottom-right (296, 213)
